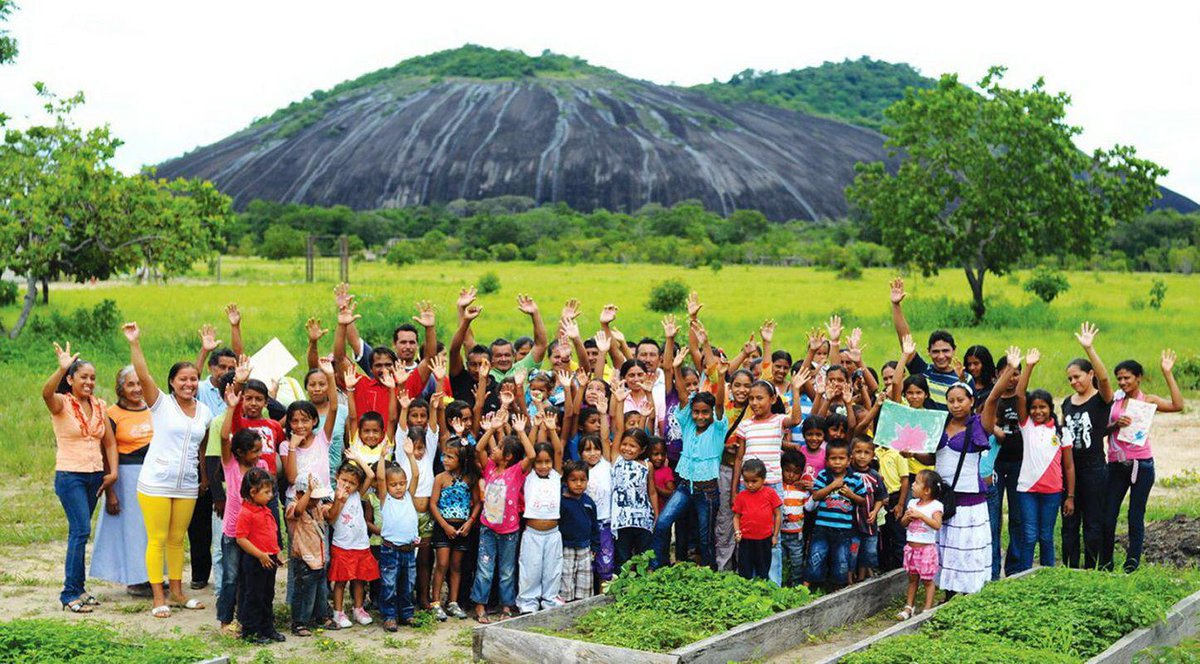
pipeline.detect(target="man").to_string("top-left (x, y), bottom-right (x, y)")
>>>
top-left (635, 337), bottom-right (667, 432)
top-left (447, 288), bottom-right (494, 403)
top-left (889, 278), bottom-right (974, 411)
top-left (487, 294), bottom-right (548, 381)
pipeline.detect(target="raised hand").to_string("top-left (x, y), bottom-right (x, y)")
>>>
top-left (392, 366), bottom-right (411, 387)
top-left (306, 317), bottom-right (328, 343)
top-left (234, 354), bottom-right (252, 383)
top-left (412, 300), bottom-right (436, 328)
top-left (1163, 349), bottom-right (1177, 373)
top-left (225, 303), bottom-right (241, 327)
top-left (1005, 345), bottom-right (1022, 369)
top-left (477, 358), bottom-right (491, 380)
top-left (1025, 348), bottom-right (1041, 367)
top-left (378, 369), bottom-right (396, 389)
top-left (901, 334), bottom-right (916, 357)
top-left (593, 330), bottom-right (611, 354)
top-left (317, 355), bottom-right (335, 375)
top-left (561, 316), bottom-right (580, 340)
top-left (561, 298), bottom-right (581, 322)
top-left (686, 291), bottom-right (703, 320)
top-left (641, 375), bottom-right (656, 394)
top-left (223, 382), bottom-right (240, 408)
top-left (516, 294), bottom-right (539, 316)
top-left (430, 353), bottom-right (449, 381)
top-left (122, 322), bottom-right (141, 344)
top-left (53, 341), bottom-right (79, 371)
top-left (825, 315), bottom-right (843, 342)
top-left (599, 304), bottom-right (618, 325)
top-left (662, 314), bottom-right (679, 339)
top-left (556, 369), bottom-right (572, 389)
top-left (457, 286), bottom-right (477, 310)
top-left (334, 283), bottom-right (352, 310)
top-left (511, 412), bottom-right (528, 432)
top-left (199, 324), bottom-right (221, 352)
top-left (343, 366), bottom-right (360, 391)
top-left (608, 326), bottom-right (626, 345)
top-left (513, 368), bottom-right (527, 388)
top-left (716, 356), bottom-right (730, 376)
top-left (841, 382), bottom-right (854, 404)
top-left (760, 319), bottom-right (776, 344)
top-left (742, 333), bottom-right (757, 355)
top-left (499, 390), bottom-right (515, 408)
top-left (397, 391), bottom-right (413, 410)
top-left (951, 356), bottom-right (965, 379)
top-left (690, 319), bottom-right (708, 347)
top-left (402, 438), bottom-right (415, 459)
top-left (807, 328), bottom-right (826, 352)
top-left (890, 278), bottom-right (906, 305)
top-left (337, 297), bottom-right (361, 326)
top-left (673, 351), bottom-right (687, 369)
top-left (1075, 322), bottom-right (1098, 349)
top-left (848, 327), bottom-right (863, 350)
top-left (792, 365), bottom-right (813, 390)
top-left (450, 417), bottom-right (467, 437)
top-left (463, 304), bottom-right (483, 321)
top-left (612, 383), bottom-right (631, 403)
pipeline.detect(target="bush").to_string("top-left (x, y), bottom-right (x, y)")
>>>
top-left (28, 299), bottom-right (121, 343)
top-left (1129, 296), bottom-right (1147, 311)
top-left (258, 225), bottom-right (307, 259)
top-left (838, 255), bottom-right (863, 280)
top-left (646, 278), bottom-right (689, 313)
top-left (478, 272), bottom-right (501, 295)
top-left (1150, 278), bottom-right (1167, 310)
top-left (0, 618), bottom-right (216, 663)
top-left (1024, 267), bottom-right (1070, 303)
top-left (0, 280), bottom-right (17, 307)
top-left (385, 245), bottom-right (416, 266)
top-left (494, 243), bottom-right (520, 262)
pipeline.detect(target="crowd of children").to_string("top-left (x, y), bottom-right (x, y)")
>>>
top-left (46, 278), bottom-right (1186, 642)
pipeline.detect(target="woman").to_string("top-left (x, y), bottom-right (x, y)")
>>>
top-left (1060, 323), bottom-right (1113, 569)
top-left (1100, 348), bottom-right (1184, 573)
top-left (963, 345), bottom-right (996, 406)
top-left (306, 362), bottom-right (348, 477)
top-left (124, 321), bottom-right (214, 617)
top-left (90, 366), bottom-right (155, 597)
top-left (42, 342), bottom-right (118, 613)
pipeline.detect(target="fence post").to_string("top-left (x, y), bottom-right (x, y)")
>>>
top-left (339, 235), bottom-right (349, 283)
top-left (306, 236), bottom-right (315, 283)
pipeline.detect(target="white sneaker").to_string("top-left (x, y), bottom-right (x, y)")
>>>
top-left (353, 607), bottom-right (373, 625)
top-left (333, 610), bottom-right (353, 629)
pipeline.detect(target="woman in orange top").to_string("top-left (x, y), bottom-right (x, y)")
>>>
top-left (90, 365), bottom-right (155, 597)
top-left (42, 342), bottom-right (118, 613)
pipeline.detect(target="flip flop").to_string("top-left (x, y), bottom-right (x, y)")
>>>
top-left (81, 595), bottom-right (100, 606)
top-left (151, 605), bottom-right (171, 618)
top-left (171, 598), bottom-right (205, 610)
top-left (62, 599), bottom-right (93, 613)
top-left (475, 612), bottom-right (492, 624)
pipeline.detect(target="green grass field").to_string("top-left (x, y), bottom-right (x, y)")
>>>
top-left (1, 258), bottom-right (1197, 545)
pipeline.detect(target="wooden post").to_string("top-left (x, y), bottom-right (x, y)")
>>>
top-left (339, 235), bottom-right (349, 283)
top-left (306, 236), bottom-right (315, 283)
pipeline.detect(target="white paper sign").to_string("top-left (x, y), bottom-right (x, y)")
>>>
top-left (1117, 398), bottom-right (1156, 447)
top-left (249, 337), bottom-right (298, 383)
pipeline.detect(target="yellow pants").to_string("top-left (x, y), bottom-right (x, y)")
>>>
top-left (137, 493), bottom-right (196, 584)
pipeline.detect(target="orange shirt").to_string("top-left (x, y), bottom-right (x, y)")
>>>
top-left (50, 394), bottom-right (107, 472)
top-left (108, 404), bottom-right (153, 458)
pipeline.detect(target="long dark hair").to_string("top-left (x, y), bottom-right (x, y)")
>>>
top-left (445, 437), bottom-right (480, 487)
top-left (284, 400), bottom-right (320, 437)
top-left (166, 361), bottom-right (198, 395)
top-left (56, 359), bottom-right (94, 395)
top-left (963, 345), bottom-right (996, 388)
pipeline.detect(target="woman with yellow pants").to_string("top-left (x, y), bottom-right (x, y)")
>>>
top-left (125, 322), bottom-right (215, 618)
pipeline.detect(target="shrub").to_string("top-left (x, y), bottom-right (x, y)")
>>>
top-left (0, 280), bottom-right (17, 307)
top-left (28, 299), bottom-right (121, 343)
top-left (1149, 278), bottom-right (1167, 310)
top-left (838, 255), bottom-right (863, 280)
top-left (385, 245), bottom-right (416, 266)
top-left (0, 618), bottom-right (216, 663)
top-left (258, 225), bottom-right (307, 259)
top-left (646, 278), bottom-right (689, 313)
top-left (494, 243), bottom-right (520, 262)
top-left (1129, 296), bottom-right (1147, 311)
top-left (1024, 267), bottom-right (1070, 303)
top-left (478, 272), bottom-right (501, 295)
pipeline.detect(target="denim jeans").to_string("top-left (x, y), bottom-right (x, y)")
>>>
top-left (210, 513), bottom-right (224, 590)
top-left (986, 479), bottom-right (1002, 581)
top-left (780, 531), bottom-right (805, 586)
top-left (55, 471), bottom-right (103, 605)
top-left (216, 535), bottom-right (242, 623)
top-left (740, 481), bottom-right (784, 585)
top-left (651, 479), bottom-right (719, 569)
top-left (1063, 462), bottom-right (1107, 569)
top-left (993, 459), bottom-right (1023, 576)
top-left (850, 533), bottom-right (879, 571)
top-left (291, 561), bottom-right (330, 627)
top-left (471, 528), bottom-right (518, 609)
top-left (1102, 459), bottom-right (1155, 572)
top-left (805, 525), bottom-right (852, 587)
top-left (378, 545), bottom-right (416, 621)
top-left (1014, 491), bottom-right (1060, 572)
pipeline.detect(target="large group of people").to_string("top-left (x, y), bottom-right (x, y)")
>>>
top-left (43, 278), bottom-right (1184, 642)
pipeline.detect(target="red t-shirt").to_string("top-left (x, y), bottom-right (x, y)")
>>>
top-left (235, 502), bottom-right (280, 555)
top-left (232, 403), bottom-right (284, 474)
top-left (354, 370), bottom-right (452, 430)
top-left (733, 487), bottom-right (783, 540)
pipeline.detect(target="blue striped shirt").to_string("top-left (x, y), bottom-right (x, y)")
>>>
top-left (811, 469), bottom-right (866, 529)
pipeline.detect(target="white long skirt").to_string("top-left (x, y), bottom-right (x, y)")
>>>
top-left (936, 501), bottom-right (991, 594)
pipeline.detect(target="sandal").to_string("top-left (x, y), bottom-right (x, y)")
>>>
top-left (896, 605), bottom-right (914, 620)
top-left (81, 594), bottom-right (100, 606)
top-left (151, 605), bottom-right (172, 618)
top-left (475, 611), bottom-right (492, 625)
top-left (62, 599), bottom-right (93, 613)
top-left (319, 618), bottom-right (339, 631)
top-left (291, 626), bottom-right (313, 637)
top-left (498, 608), bottom-right (514, 621)
top-left (172, 598), bottom-right (205, 610)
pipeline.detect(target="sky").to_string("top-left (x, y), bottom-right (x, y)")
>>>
top-left (2, 0), bottom-right (1197, 201)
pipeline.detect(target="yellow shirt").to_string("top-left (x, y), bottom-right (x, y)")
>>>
top-left (876, 447), bottom-right (907, 494)
top-left (907, 456), bottom-right (934, 477)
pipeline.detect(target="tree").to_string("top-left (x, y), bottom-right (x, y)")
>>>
top-left (847, 67), bottom-right (1165, 322)
top-left (0, 86), bottom-right (231, 338)
top-left (0, 0), bottom-right (17, 66)
top-left (258, 224), bottom-right (307, 259)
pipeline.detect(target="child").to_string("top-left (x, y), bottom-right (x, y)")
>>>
top-left (733, 459), bottom-right (783, 581)
top-left (805, 440), bottom-right (867, 590)
top-left (897, 469), bottom-right (944, 619)
top-left (560, 461), bottom-right (600, 602)
top-left (429, 437), bottom-right (480, 621)
top-left (343, 367), bottom-right (397, 465)
top-left (396, 393), bottom-right (440, 613)
top-left (285, 472), bottom-right (332, 636)
top-left (326, 456), bottom-right (378, 628)
top-left (647, 439), bottom-right (681, 563)
top-left (795, 416), bottom-right (826, 486)
top-left (281, 398), bottom-right (337, 503)
top-left (217, 412), bottom-right (270, 634)
top-left (607, 428), bottom-right (658, 568)
top-left (579, 434), bottom-right (615, 584)
top-left (779, 451), bottom-right (810, 586)
top-left (849, 437), bottom-right (888, 582)
top-left (517, 427), bottom-right (565, 614)
top-left (229, 365), bottom-right (284, 477)
top-left (471, 412), bottom-right (536, 623)
top-left (1012, 348), bottom-right (1075, 574)
top-left (375, 440), bottom-right (421, 632)
top-left (235, 468), bottom-right (285, 644)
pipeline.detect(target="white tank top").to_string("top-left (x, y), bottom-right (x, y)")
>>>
top-left (331, 493), bottom-right (369, 550)
top-left (523, 470), bottom-right (561, 520)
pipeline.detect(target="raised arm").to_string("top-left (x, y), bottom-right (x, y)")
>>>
top-left (889, 278), bottom-right (910, 345)
top-left (1074, 322), bottom-right (1112, 403)
top-left (196, 323), bottom-right (221, 374)
top-left (305, 318), bottom-right (328, 371)
top-left (825, 315), bottom-right (843, 366)
top-left (332, 298), bottom-right (361, 391)
top-left (661, 315), bottom-right (678, 397)
top-left (334, 283), bottom-right (366, 368)
top-left (759, 319), bottom-right (776, 365)
top-left (449, 298), bottom-right (482, 378)
top-left (42, 342), bottom-right (79, 414)
top-left (517, 295), bottom-right (549, 364)
top-left (784, 366), bottom-right (813, 428)
top-left (893, 335), bottom-right (916, 404)
top-left (984, 346), bottom-right (1020, 433)
top-left (1152, 350), bottom-right (1185, 413)
top-left (225, 303), bottom-right (244, 357)
top-left (686, 292), bottom-right (705, 369)
top-left (411, 300), bottom-right (438, 385)
top-left (1015, 348), bottom-right (1039, 423)
top-left (122, 323), bottom-right (161, 407)
top-left (513, 413), bottom-right (536, 472)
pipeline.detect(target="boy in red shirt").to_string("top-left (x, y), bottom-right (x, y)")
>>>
top-left (236, 468), bottom-right (285, 645)
top-left (733, 458), bottom-right (783, 581)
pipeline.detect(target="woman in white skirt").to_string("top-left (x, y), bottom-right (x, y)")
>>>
top-left (90, 366), bottom-right (155, 596)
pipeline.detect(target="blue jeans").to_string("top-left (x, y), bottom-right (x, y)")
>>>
top-left (378, 545), bottom-right (416, 621)
top-left (1014, 491), bottom-right (1060, 572)
top-left (1102, 459), bottom-right (1155, 572)
top-left (471, 528), bottom-right (518, 609)
top-left (850, 533), bottom-right (879, 571)
top-left (55, 471), bottom-right (103, 605)
top-left (780, 531), bottom-right (805, 586)
top-left (805, 526), bottom-right (852, 587)
top-left (652, 479), bottom-right (719, 569)
top-left (291, 561), bottom-right (329, 627)
top-left (986, 479), bottom-right (1002, 580)
top-left (216, 535), bottom-right (241, 623)
top-left (993, 459), bottom-right (1023, 576)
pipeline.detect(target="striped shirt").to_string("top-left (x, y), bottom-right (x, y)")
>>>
top-left (906, 355), bottom-right (974, 412)
top-left (780, 483), bottom-right (810, 534)
top-left (811, 469), bottom-right (866, 529)
top-left (735, 413), bottom-right (788, 485)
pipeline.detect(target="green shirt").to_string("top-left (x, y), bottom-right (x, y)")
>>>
top-left (489, 353), bottom-right (541, 382)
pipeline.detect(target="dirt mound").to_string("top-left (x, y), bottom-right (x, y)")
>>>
top-left (1122, 514), bottom-right (1200, 567)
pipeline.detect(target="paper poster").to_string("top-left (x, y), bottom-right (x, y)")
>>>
top-left (1117, 399), bottom-right (1156, 447)
top-left (249, 337), bottom-right (298, 383)
top-left (875, 401), bottom-right (947, 454)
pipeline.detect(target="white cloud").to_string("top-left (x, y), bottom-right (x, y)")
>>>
top-left (2, 0), bottom-right (1196, 201)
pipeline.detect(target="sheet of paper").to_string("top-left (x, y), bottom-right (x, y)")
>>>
top-left (1117, 398), bottom-right (1156, 447)
top-left (874, 400), bottom-right (947, 454)
top-left (249, 337), bottom-right (298, 383)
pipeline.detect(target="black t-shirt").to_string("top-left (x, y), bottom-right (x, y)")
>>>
top-left (1061, 392), bottom-right (1111, 467)
top-left (996, 395), bottom-right (1023, 463)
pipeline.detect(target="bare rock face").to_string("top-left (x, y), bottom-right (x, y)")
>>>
top-left (156, 74), bottom-right (896, 221)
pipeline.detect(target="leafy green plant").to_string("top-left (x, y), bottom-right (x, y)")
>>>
top-left (1024, 267), bottom-right (1071, 303)
top-left (27, 299), bottom-right (120, 343)
top-left (478, 271), bottom-right (501, 295)
top-left (1150, 278), bottom-right (1167, 310)
top-left (0, 618), bottom-right (217, 663)
top-left (646, 278), bottom-right (690, 313)
top-left (0, 280), bottom-right (16, 307)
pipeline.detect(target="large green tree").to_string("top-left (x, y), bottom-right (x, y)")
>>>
top-left (847, 67), bottom-right (1165, 321)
